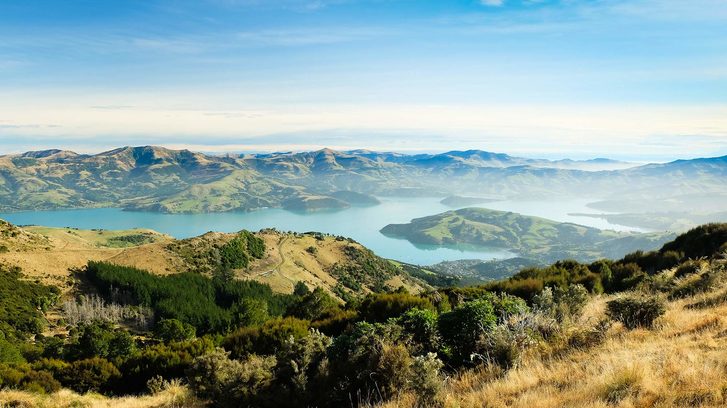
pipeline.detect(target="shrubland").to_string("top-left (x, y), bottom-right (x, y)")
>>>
top-left (0, 223), bottom-right (725, 407)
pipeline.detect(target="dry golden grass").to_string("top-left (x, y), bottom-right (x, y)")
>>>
top-left (0, 222), bottom-right (426, 300)
top-left (380, 281), bottom-right (727, 408)
top-left (0, 382), bottom-right (203, 408)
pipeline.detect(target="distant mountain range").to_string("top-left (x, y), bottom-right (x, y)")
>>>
top-left (0, 146), bottom-right (725, 217)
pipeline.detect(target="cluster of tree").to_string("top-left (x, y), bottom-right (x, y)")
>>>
top-left (85, 261), bottom-right (293, 333)
top-left (0, 266), bottom-right (60, 342)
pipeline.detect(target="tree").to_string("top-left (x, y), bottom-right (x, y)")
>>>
top-left (293, 281), bottom-right (310, 297)
top-left (232, 298), bottom-right (269, 328)
top-left (286, 288), bottom-right (339, 321)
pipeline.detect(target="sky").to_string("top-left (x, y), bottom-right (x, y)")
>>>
top-left (1, 0), bottom-right (726, 160)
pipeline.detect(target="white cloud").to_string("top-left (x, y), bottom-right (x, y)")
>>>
top-left (480, 0), bottom-right (504, 7)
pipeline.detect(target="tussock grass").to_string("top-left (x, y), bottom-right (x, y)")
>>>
top-left (0, 381), bottom-right (202, 408)
top-left (380, 264), bottom-right (727, 408)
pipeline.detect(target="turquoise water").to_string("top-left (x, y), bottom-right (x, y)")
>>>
top-left (0, 197), bottom-right (640, 265)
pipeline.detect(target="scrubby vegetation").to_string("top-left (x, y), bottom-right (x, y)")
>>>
top-left (0, 223), bottom-right (726, 407)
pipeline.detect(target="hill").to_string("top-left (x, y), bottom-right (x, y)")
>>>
top-left (381, 207), bottom-right (674, 263)
top-left (0, 219), bottom-right (427, 298)
top-left (1, 146), bottom-right (725, 225)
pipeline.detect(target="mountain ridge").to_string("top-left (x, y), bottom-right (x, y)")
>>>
top-left (0, 146), bottom-right (725, 216)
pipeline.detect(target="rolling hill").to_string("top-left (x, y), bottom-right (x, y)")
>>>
top-left (381, 207), bottom-right (675, 263)
top-left (0, 219), bottom-right (428, 299)
top-left (1, 146), bottom-right (725, 221)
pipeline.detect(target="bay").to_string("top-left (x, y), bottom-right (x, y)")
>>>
top-left (0, 197), bottom-right (643, 265)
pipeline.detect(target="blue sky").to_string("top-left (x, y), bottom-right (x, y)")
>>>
top-left (1, 0), bottom-right (726, 160)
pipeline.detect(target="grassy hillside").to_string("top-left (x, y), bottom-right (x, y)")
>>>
top-left (0, 220), bottom-right (427, 298)
top-left (381, 207), bottom-right (674, 263)
top-left (0, 223), bottom-right (725, 407)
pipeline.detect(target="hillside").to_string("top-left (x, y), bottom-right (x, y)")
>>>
top-left (381, 207), bottom-right (674, 263)
top-left (0, 224), bottom-right (725, 407)
top-left (0, 219), bottom-right (427, 298)
top-left (1, 146), bottom-right (725, 224)
top-left (381, 259), bottom-right (727, 407)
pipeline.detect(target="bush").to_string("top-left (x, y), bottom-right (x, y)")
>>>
top-left (154, 319), bottom-right (196, 342)
top-left (0, 266), bottom-right (59, 340)
top-left (310, 309), bottom-right (357, 337)
top-left (0, 338), bottom-right (25, 364)
top-left (660, 223), bottom-right (727, 259)
top-left (326, 322), bottom-right (415, 405)
top-left (606, 296), bottom-right (666, 329)
top-left (286, 288), bottom-right (339, 321)
top-left (86, 261), bottom-right (293, 334)
top-left (117, 337), bottom-right (215, 394)
top-left (231, 298), bottom-right (270, 327)
top-left (61, 357), bottom-right (121, 393)
top-left (359, 292), bottom-right (434, 322)
top-left (410, 353), bottom-right (444, 407)
top-left (398, 308), bottom-right (440, 354)
top-left (20, 369), bottom-right (61, 393)
top-left (275, 329), bottom-right (331, 398)
top-left (533, 284), bottom-right (589, 322)
top-left (66, 321), bottom-right (136, 360)
top-left (606, 263), bottom-right (646, 292)
top-left (438, 299), bottom-right (497, 364)
top-left (670, 268), bottom-right (723, 299)
top-left (187, 348), bottom-right (276, 408)
top-left (224, 317), bottom-right (310, 358)
top-left (673, 260), bottom-right (704, 279)
top-left (293, 281), bottom-right (310, 296)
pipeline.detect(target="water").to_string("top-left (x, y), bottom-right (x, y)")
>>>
top-left (0, 197), bottom-right (642, 265)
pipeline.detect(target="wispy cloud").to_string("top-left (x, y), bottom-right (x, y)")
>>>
top-left (480, 0), bottom-right (505, 7)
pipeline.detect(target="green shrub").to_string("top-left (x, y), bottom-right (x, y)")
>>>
top-left (275, 329), bottom-right (331, 399)
top-left (359, 292), bottom-right (434, 322)
top-left (223, 317), bottom-right (310, 358)
top-left (606, 296), bottom-right (666, 329)
top-left (231, 298), bottom-right (270, 327)
top-left (0, 338), bottom-right (25, 364)
top-left (286, 287), bottom-right (339, 321)
top-left (154, 319), bottom-right (196, 342)
top-left (66, 322), bottom-right (136, 360)
top-left (117, 337), bottom-right (215, 395)
top-left (398, 308), bottom-right (440, 353)
top-left (310, 309), bottom-right (357, 336)
top-left (606, 263), bottom-right (646, 292)
top-left (326, 323), bottom-right (414, 405)
top-left (293, 281), bottom-right (310, 296)
top-left (0, 266), bottom-right (59, 340)
top-left (20, 369), bottom-right (61, 393)
top-left (660, 223), bottom-right (727, 259)
top-left (438, 299), bottom-right (497, 363)
top-left (61, 357), bottom-right (121, 393)
top-left (533, 284), bottom-right (589, 322)
top-left (187, 348), bottom-right (276, 408)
